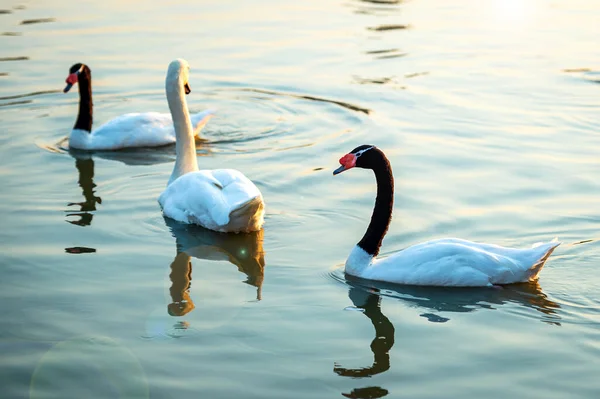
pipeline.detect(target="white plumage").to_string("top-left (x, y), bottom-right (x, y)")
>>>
top-left (69, 111), bottom-right (214, 150)
top-left (159, 169), bottom-right (264, 232)
top-left (158, 59), bottom-right (264, 233)
top-left (346, 238), bottom-right (560, 287)
top-left (335, 144), bottom-right (559, 287)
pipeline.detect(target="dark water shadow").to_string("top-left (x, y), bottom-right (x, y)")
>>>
top-left (238, 88), bottom-right (372, 115)
top-left (358, 0), bottom-right (402, 4)
top-left (0, 89), bottom-right (60, 101)
top-left (405, 71), bottom-right (429, 79)
top-left (365, 48), bottom-right (400, 55)
top-left (0, 90), bottom-right (59, 108)
top-left (331, 272), bottom-right (562, 325)
top-left (333, 274), bottom-right (561, 398)
top-left (353, 76), bottom-right (394, 85)
top-left (163, 217), bottom-right (266, 318)
top-left (0, 99), bottom-right (31, 107)
top-left (64, 156), bottom-right (102, 227)
top-left (1, 32), bottom-right (22, 36)
top-left (65, 246), bottom-right (97, 254)
top-left (367, 24), bottom-right (410, 31)
top-left (64, 145), bottom-right (176, 166)
top-left (20, 17), bottom-right (55, 25)
top-left (0, 56), bottom-right (28, 61)
top-left (63, 149), bottom-right (175, 230)
top-left (335, 287), bottom-right (394, 398)
top-left (570, 238), bottom-right (598, 246)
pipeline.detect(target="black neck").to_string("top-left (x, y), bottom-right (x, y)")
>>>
top-left (357, 150), bottom-right (394, 256)
top-left (74, 67), bottom-right (93, 132)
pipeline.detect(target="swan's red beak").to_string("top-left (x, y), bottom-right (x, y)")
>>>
top-left (184, 83), bottom-right (191, 95)
top-left (333, 153), bottom-right (356, 175)
top-left (64, 72), bottom-right (78, 93)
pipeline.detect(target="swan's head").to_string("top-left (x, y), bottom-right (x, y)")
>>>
top-left (333, 145), bottom-right (377, 175)
top-left (63, 63), bottom-right (87, 93)
top-left (166, 58), bottom-right (191, 95)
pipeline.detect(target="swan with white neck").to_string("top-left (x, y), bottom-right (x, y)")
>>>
top-left (63, 63), bottom-right (214, 150)
top-left (158, 59), bottom-right (264, 233)
top-left (334, 145), bottom-right (560, 287)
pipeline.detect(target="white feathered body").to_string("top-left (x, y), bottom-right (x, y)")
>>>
top-left (345, 238), bottom-right (560, 287)
top-left (69, 110), bottom-right (213, 150)
top-left (159, 169), bottom-right (264, 233)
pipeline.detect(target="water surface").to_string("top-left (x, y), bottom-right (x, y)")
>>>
top-left (1, 0), bottom-right (599, 398)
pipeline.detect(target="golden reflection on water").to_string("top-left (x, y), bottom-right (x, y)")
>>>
top-left (165, 218), bottom-right (266, 319)
top-left (168, 252), bottom-right (195, 316)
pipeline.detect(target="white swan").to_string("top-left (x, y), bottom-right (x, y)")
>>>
top-left (333, 145), bottom-right (560, 287)
top-left (158, 59), bottom-right (265, 233)
top-left (63, 63), bottom-right (214, 150)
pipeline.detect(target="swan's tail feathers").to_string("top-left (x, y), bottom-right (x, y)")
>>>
top-left (191, 109), bottom-right (216, 137)
top-left (528, 241), bottom-right (560, 280)
top-left (227, 196), bottom-right (265, 233)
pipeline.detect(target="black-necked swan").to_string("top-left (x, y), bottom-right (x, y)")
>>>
top-left (158, 59), bottom-right (264, 233)
top-left (333, 144), bottom-right (560, 287)
top-left (63, 63), bottom-right (214, 150)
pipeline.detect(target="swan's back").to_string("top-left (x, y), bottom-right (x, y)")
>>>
top-left (69, 110), bottom-right (213, 150)
top-left (158, 169), bottom-right (264, 233)
top-left (357, 238), bottom-right (560, 287)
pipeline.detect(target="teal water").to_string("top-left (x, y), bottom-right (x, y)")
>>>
top-left (1, 0), bottom-right (599, 398)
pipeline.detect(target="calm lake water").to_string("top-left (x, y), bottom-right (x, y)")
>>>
top-left (1, 0), bottom-right (599, 398)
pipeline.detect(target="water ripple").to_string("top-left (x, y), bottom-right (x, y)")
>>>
top-left (0, 99), bottom-right (31, 107)
top-left (367, 24), bottom-right (410, 31)
top-left (0, 56), bottom-right (28, 61)
top-left (238, 87), bottom-right (371, 115)
top-left (327, 268), bottom-right (564, 325)
top-left (20, 17), bottom-right (56, 25)
top-left (0, 89), bottom-right (60, 101)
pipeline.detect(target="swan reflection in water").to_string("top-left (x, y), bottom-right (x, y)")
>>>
top-left (65, 147), bottom-right (175, 227)
top-left (63, 148), bottom-right (176, 254)
top-left (164, 216), bottom-right (266, 318)
top-left (65, 156), bottom-right (101, 227)
top-left (335, 286), bottom-right (394, 399)
top-left (334, 277), bottom-right (561, 398)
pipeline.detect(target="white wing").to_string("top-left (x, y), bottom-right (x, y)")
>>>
top-left (70, 110), bottom-right (214, 150)
top-left (361, 238), bottom-right (559, 287)
top-left (159, 169), bottom-right (264, 233)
